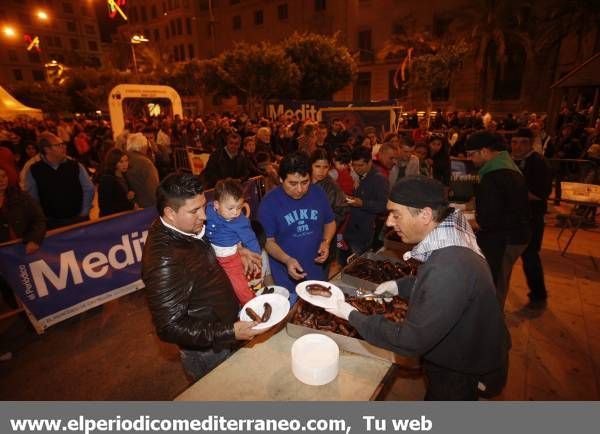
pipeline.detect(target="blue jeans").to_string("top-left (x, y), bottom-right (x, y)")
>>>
top-left (180, 347), bottom-right (231, 382)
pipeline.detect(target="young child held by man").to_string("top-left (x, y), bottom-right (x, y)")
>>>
top-left (206, 178), bottom-right (261, 304)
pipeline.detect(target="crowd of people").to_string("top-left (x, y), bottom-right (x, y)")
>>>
top-left (1, 104), bottom-right (599, 398)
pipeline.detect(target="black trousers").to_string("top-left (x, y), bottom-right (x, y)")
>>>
top-left (423, 361), bottom-right (478, 400)
top-left (423, 359), bottom-right (509, 401)
top-left (522, 211), bottom-right (547, 301)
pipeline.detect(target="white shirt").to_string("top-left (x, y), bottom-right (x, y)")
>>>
top-left (160, 217), bottom-right (206, 239)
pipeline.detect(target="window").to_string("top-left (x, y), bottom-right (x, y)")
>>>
top-left (27, 51), bottom-right (41, 63)
top-left (13, 69), bottom-right (23, 81)
top-left (170, 20), bottom-right (176, 36)
top-left (186, 17), bottom-right (192, 34)
top-left (165, 26), bottom-right (170, 39)
top-left (177, 18), bottom-right (182, 35)
top-left (315, 0), bottom-right (326, 11)
top-left (431, 86), bottom-right (450, 102)
top-left (183, 0), bottom-right (190, 7)
top-left (141, 6), bottom-right (148, 22)
top-left (84, 24), bottom-right (95, 35)
top-left (153, 29), bottom-right (160, 41)
top-left (88, 40), bottom-right (98, 51)
top-left (233, 15), bottom-right (241, 30)
top-left (388, 69), bottom-right (408, 99)
top-left (151, 5), bottom-right (157, 19)
top-left (46, 36), bottom-right (54, 47)
top-left (88, 56), bottom-right (101, 68)
top-left (353, 72), bottom-right (371, 101)
top-left (81, 5), bottom-right (90, 16)
top-left (391, 22), bottom-right (404, 35)
top-left (67, 21), bottom-right (76, 32)
top-left (51, 54), bottom-right (65, 62)
top-left (432, 15), bottom-right (451, 38)
top-left (179, 44), bottom-right (185, 61)
top-left (62, 2), bottom-right (74, 14)
top-left (173, 45), bottom-right (179, 61)
top-left (32, 70), bottom-right (45, 81)
top-left (8, 50), bottom-right (18, 62)
top-left (278, 3), bottom-right (288, 20)
top-left (358, 29), bottom-right (373, 62)
top-left (230, 0), bottom-right (240, 4)
top-left (54, 36), bottom-right (62, 47)
top-left (493, 41), bottom-right (526, 100)
top-left (254, 10), bottom-right (264, 25)
top-left (70, 38), bottom-right (79, 50)
top-left (188, 44), bottom-right (195, 59)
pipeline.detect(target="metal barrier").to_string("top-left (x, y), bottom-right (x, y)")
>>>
top-left (173, 146), bottom-right (211, 175)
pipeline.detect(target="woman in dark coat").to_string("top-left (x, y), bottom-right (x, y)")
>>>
top-left (98, 148), bottom-right (136, 217)
top-left (427, 134), bottom-right (451, 186)
top-left (0, 163), bottom-right (46, 309)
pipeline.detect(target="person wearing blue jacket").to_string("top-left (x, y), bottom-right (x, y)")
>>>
top-left (206, 178), bottom-right (261, 304)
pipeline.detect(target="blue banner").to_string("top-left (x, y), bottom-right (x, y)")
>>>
top-left (0, 208), bottom-right (157, 330)
top-left (0, 178), bottom-right (262, 331)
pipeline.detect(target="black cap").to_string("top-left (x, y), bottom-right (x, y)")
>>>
top-left (465, 131), bottom-right (506, 151)
top-left (390, 176), bottom-right (448, 209)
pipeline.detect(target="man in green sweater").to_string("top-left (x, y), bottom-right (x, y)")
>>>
top-left (466, 131), bottom-right (531, 309)
top-left (326, 176), bottom-right (510, 400)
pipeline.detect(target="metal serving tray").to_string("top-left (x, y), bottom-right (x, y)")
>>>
top-left (286, 280), bottom-right (417, 366)
top-left (340, 251), bottom-right (408, 292)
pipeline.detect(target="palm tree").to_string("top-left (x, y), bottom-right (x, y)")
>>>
top-left (537, 0), bottom-right (600, 64)
top-left (449, 0), bottom-right (535, 107)
top-left (378, 17), bottom-right (468, 117)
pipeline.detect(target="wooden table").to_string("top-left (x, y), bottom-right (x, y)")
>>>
top-left (175, 325), bottom-right (393, 401)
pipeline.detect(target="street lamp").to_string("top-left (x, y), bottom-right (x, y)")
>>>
top-left (36, 10), bottom-right (49, 21)
top-left (2, 25), bottom-right (17, 38)
top-left (130, 34), bottom-right (149, 74)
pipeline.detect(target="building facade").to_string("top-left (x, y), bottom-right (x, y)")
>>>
top-left (0, 0), bottom-right (104, 86)
top-left (118, 0), bottom-right (599, 114)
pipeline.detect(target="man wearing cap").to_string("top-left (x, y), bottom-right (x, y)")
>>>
top-left (511, 128), bottom-right (553, 308)
top-left (326, 176), bottom-right (510, 400)
top-left (23, 131), bottom-right (94, 230)
top-left (465, 131), bottom-right (530, 309)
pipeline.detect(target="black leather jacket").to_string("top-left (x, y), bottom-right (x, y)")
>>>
top-left (141, 219), bottom-right (240, 351)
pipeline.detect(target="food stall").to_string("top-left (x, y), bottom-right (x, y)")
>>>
top-left (176, 248), bottom-right (418, 401)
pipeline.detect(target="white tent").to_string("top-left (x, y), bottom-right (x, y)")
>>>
top-left (0, 86), bottom-right (43, 120)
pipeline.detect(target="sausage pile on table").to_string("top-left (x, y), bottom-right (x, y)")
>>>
top-left (290, 295), bottom-right (409, 338)
top-left (344, 258), bottom-right (418, 283)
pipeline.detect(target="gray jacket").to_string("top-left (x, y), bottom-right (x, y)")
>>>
top-left (350, 246), bottom-right (510, 375)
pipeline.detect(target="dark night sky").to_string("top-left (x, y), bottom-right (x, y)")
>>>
top-left (94, 1), bottom-right (121, 43)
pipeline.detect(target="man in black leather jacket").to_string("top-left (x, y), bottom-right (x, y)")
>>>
top-left (142, 172), bottom-right (266, 381)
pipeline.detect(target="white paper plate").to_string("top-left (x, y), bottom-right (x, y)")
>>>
top-left (240, 294), bottom-right (290, 330)
top-left (296, 280), bottom-right (344, 309)
top-left (291, 333), bottom-right (339, 386)
top-left (259, 285), bottom-right (290, 299)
